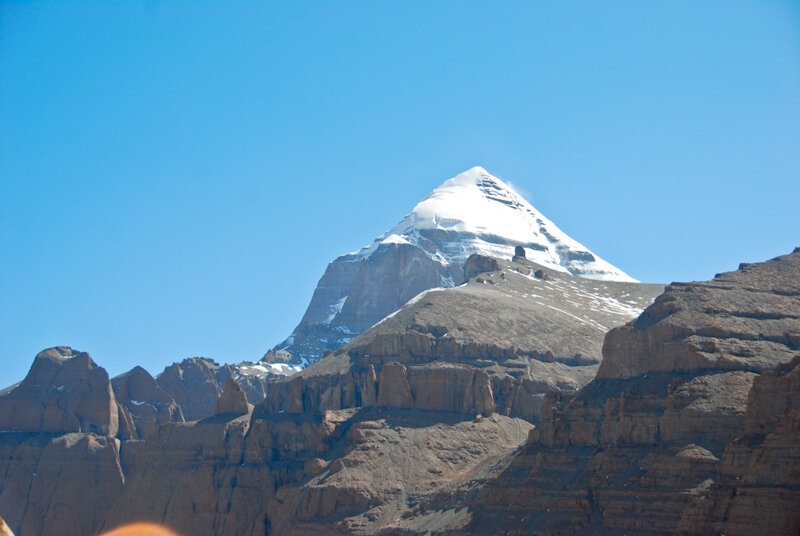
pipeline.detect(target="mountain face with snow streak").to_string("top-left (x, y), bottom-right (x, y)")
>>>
top-left (269, 166), bottom-right (637, 365)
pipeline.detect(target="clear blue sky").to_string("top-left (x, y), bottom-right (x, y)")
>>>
top-left (2, 1), bottom-right (799, 385)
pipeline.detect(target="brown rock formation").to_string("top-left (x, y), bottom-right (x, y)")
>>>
top-left (0, 347), bottom-right (118, 436)
top-left (265, 256), bottom-right (661, 422)
top-left (214, 379), bottom-right (250, 415)
top-left (99, 405), bottom-right (530, 536)
top-left (599, 252), bottom-right (800, 379)
top-left (0, 433), bottom-right (124, 536)
top-left (0, 349), bottom-right (128, 536)
top-left (155, 357), bottom-right (268, 421)
top-left (456, 249), bottom-right (800, 535)
top-left (677, 354), bottom-right (800, 536)
top-left (6, 249), bottom-right (798, 536)
top-left (112, 366), bottom-right (184, 440)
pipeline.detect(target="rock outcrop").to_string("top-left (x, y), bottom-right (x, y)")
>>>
top-left (155, 357), bottom-right (269, 420)
top-left (677, 354), bottom-right (800, 536)
top-left (214, 379), bottom-right (250, 415)
top-left (4, 249), bottom-right (798, 536)
top-left (96, 253), bottom-right (660, 535)
top-left (600, 251), bottom-right (800, 378)
top-left (112, 366), bottom-right (184, 440)
top-left (457, 249), bottom-right (800, 535)
top-left (0, 351), bottom-right (271, 536)
top-left (0, 347), bottom-right (118, 436)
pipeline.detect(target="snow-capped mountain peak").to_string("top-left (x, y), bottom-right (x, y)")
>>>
top-left (355, 166), bottom-right (636, 283)
top-left (272, 166), bottom-right (638, 366)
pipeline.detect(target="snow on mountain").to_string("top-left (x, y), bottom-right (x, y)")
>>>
top-left (270, 166), bottom-right (638, 366)
top-left (344, 166), bottom-right (636, 283)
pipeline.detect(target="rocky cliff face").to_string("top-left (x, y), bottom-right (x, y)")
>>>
top-left (677, 354), bottom-right (800, 536)
top-left (98, 405), bottom-right (530, 536)
top-left (142, 356), bottom-right (280, 421)
top-left (600, 251), bottom-right (800, 378)
top-left (456, 249), bottom-right (800, 536)
top-left (0, 348), bottom-right (124, 536)
top-left (0, 347), bottom-right (118, 436)
top-left (265, 255), bottom-right (661, 422)
top-left (0, 350), bottom-right (273, 536)
top-left (274, 167), bottom-right (641, 365)
top-left (113, 366), bottom-right (184, 440)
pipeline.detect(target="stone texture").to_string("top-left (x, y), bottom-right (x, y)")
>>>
top-left (214, 379), bottom-right (250, 415)
top-left (265, 256), bottom-right (661, 422)
top-left (112, 366), bottom-right (184, 440)
top-left (0, 347), bottom-right (118, 436)
top-left (599, 250), bottom-right (800, 379)
top-left (276, 242), bottom-right (447, 365)
top-left (455, 249), bottom-right (800, 536)
top-left (155, 357), bottom-right (268, 421)
top-left (0, 432), bottom-right (124, 536)
top-left (99, 406), bottom-right (530, 536)
top-left (677, 354), bottom-right (800, 536)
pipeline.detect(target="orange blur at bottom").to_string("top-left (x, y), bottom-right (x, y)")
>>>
top-left (99, 523), bottom-right (182, 536)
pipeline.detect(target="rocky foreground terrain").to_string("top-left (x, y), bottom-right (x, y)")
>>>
top-left (0, 353), bottom-right (278, 536)
top-left (1, 248), bottom-right (798, 535)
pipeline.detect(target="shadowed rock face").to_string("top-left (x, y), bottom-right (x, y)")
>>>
top-left (0, 352), bottom-right (268, 536)
top-left (277, 242), bottom-right (447, 366)
top-left (677, 355), bottom-right (800, 536)
top-left (98, 407), bottom-right (531, 536)
top-left (112, 366), bottom-right (184, 440)
top-left (155, 358), bottom-right (270, 420)
top-left (456, 249), bottom-right (800, 536)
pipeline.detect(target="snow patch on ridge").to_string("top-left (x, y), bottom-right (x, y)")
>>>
top-left (323, 296), bottom-right (348, 325)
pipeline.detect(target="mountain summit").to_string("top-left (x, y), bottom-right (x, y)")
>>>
top-left (360, 166), bottom-right (636, 282)
top-left (270, 167), bottom-right (637, 365)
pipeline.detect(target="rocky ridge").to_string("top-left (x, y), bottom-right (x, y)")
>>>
top-left (265, 254), bottom-right (662, 422)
